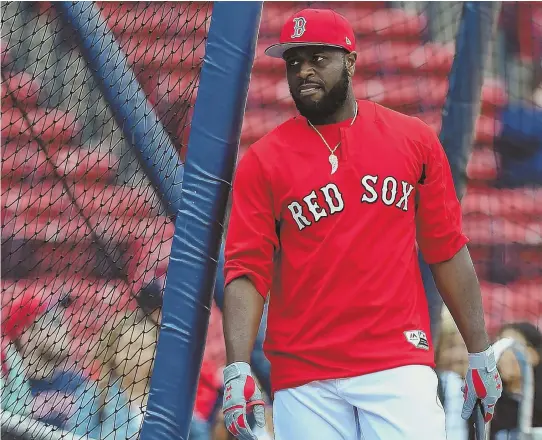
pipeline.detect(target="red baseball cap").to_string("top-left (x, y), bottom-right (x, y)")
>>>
top-left (265, 8), bottom-right (356, 59)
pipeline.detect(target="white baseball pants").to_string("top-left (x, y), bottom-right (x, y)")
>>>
top-left (273, 365), bottom-right (447, 440)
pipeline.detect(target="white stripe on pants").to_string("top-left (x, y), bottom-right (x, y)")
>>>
top-left (273, 365), bottom-right (447, 440)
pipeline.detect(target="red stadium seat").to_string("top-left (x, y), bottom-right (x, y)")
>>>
top-left (246, 76), bottom-right (291, 108)
top-left (2, 107), bottom-right (82, 150)
top-left (2, 141), bottom-right (117, 183)
top-left (49, 146), bottom-right (118, 182)
top-left (22, 108), bottom-right (82, 146)
top-left (466, 147), bottom-right (498, 183)
top-left (138, 70), bottom-right (201, 106)
top-left (353, 76), bottom-right (448, 111)
top-left (463, 216), bottom-right (542, 245)
top-left (251, 41), bottom-right (285, 73)
top-left (241, 108), bottom-right (297, 145)
top-left (1, 209), bottom-right (91, 243)
top-left (2, 180), bottom-right (166, 235)
top-left (1, 108), bottom-right (28, 140)
top-left (481, 281), bottom-right (542, 336)
top-left (2, 181), bottom-right (69, 225)
top-left (2, 186), bottom-right (168, 245)
top-left (1, 71), bottom-right (42, 110)
top-left (475, 112), bottom-right (501, 144)
top-left (2, 140), bottom-right (51, 181)
top-left (417, 112), bottom-right (500, 146)
top-left (408, 42), bottom-right (455, 73)
top-left (71, 182), bottom-right (163, 219)
top-left (117, 34), bottom-right (206, 71)
top-left (348, 8), bottom-right (428, 40)
top-left (462, 188), bottom-right (542, 221)
top-left (355, 41), bottom-right (454, 75)
top-left (97, 1), bottom-right (210, 41)
top-left (1, 279), bottom-right (48, 309)
top-left (480, 78), bottom-right (508, 112)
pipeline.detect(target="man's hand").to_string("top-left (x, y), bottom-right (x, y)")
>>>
top-left (223, 362), bottom-right (266, 440)
top-left (462, 345), bottom-right (503, 422)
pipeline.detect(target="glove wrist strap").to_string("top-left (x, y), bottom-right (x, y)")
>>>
top-left (223, 361), bottom-right (252, 383)
top-left (468, 345), bottom-right (497, 371)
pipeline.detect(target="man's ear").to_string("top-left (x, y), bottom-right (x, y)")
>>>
top-left (345, 51), bottom-right (357, 77)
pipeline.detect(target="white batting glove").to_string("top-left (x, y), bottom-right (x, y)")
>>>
top-left (462, 345), bottom-right (503, 422)
top-left (222, 362), bottom-right (266, 440)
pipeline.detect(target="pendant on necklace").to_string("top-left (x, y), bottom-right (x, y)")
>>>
top-left (329, 153), bottom-right (338, 175)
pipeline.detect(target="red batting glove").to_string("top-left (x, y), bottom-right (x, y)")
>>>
top-left (462, 345), bottom-right (503, 423)
top-left (222, 362), bottom-right (266, 440)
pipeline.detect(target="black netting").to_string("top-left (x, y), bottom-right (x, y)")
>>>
top-left (1, 2), bottom-right (541, 440)
top-left (1, 2), bottom-right (211, 439)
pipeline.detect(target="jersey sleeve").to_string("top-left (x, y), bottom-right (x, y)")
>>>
top-left (416, 126), bottom-right (469, 264)
top-left (224, 148), bottom-right (278, 299)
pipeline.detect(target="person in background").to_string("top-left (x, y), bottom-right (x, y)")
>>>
top-left (1, 291), bottom-right (41, 418)
top-left (90, 281), bottom-right (162, 439)
top-left (435, 307), bottom-right (469, 440)
top-left (489, 322), bottom-right (542, 439)
top-left (2, 290), bottom-right (95, 430)
top-left (191, 359), bottom-right (223, 440)
top-left (95, 279), bottom-right (226, 440)
top-left (1, 289), bottom-right (137, 439)
top-left (21, 294), bottom-right (90, 430)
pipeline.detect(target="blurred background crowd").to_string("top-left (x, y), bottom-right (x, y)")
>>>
top-left (1, 1), bottom-right (541, 440)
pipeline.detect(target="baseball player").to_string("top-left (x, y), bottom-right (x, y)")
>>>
top-left (221, 8), bottom-right (502, 440)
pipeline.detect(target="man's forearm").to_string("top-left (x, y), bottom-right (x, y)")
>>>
top-left (223, 276), bottom-right (265, 364)
top-left (430, 245), bottom-right (490, 353)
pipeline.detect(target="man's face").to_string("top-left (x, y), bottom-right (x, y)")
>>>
top-left (285, 46), bottom-right (356, 122)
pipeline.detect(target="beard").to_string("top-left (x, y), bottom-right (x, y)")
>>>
top-left (290, 64), bottom-right (350, 125)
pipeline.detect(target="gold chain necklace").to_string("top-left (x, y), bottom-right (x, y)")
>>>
top-left (308, 102), bottom-right (359, 175)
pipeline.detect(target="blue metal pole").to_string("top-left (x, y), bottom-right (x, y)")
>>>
top-left (140, 2), bottom-right (263, 439)
top-left (423, 2), bottom-right (502, 341)
top-left (55, 1), bottom-right (183, 218)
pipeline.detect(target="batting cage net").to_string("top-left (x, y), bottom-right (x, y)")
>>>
top-left (1, 2), bottom-right (541, 440)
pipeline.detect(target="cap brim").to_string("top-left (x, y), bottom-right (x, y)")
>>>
top-left (264, 42), bottom-right (347, 59)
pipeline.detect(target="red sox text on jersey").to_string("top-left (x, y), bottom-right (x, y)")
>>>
top-left (287, 177), bottom-right (415, 230)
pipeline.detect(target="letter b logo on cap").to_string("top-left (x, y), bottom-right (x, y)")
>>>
top-left (291, 17), bottom-right (306, 38)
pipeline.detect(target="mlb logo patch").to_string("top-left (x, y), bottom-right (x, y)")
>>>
top-left (404, 330), bottom-right (429, 350)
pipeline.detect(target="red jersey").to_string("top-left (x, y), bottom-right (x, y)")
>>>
top-left (224, 100), bottom-right (468, 394)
